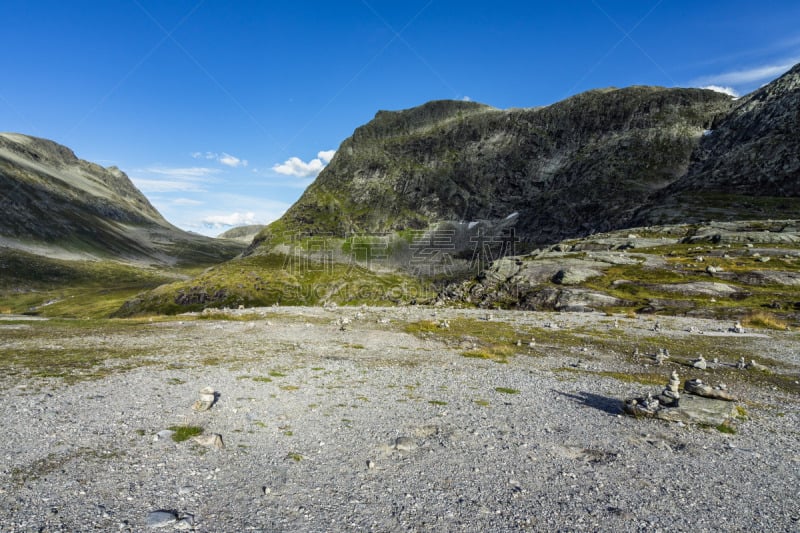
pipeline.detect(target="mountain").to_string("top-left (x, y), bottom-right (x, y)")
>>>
top-left (217, 224), bottom-right (266, 243)
top-left (119, 64), bottom-right (800, 316)
top-left (252, 87), bottom-right (733, 249)
top-left (0, 133), bottom-right (243, 266)
top-left (634, 63), bottom-right (800, 224)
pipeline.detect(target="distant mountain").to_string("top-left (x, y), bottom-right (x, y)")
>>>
top-left (0, 133), bottom-right (243, 266)
top-left (217, 224), bottom-right (266, 243)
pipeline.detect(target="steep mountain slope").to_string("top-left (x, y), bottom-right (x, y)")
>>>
top-left (0, 133), bottom-right (243, 266)
top-left (635, 63), bottom-right (800, 224)
top-left (254, 87), bottom-right (732, 249)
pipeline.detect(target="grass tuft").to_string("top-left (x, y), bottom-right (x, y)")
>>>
top-left (168, 425), bottom-right (203, 442)
top-left (741, 310), bottom-right (789, 331)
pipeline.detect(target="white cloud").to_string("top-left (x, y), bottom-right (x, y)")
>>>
top-left (192, 151), bottom-right (248, 168)
top-left (146, 166), bottom-right (218, 178)
top-left (701, 85), bottom-right (739, 97)
top-left (461, 96), bottom-right (472, 102)
top-left (696, 62), bottom-right (794, 86)
top-left (172, 197), bottom-right (203, 206)
top-left (272, 149), bottom-right (336, 178)
top-left (317, 150), bottom-right (336, 164)
top-left (130, 167), bottom-right (217, 193)
top-left (202, 211), bottom-right (259, 229)
top-left (131, 178), bottom-right (207, 193)
top-left (219, 153), bottom-right (248, 168)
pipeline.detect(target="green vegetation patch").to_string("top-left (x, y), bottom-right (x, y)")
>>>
top-left (0, 320), bottom-right (158, 383)
top-left (404, 317), bottom-right (527, 363)
top-left (742, 311), bottom-right (790, 331)
top-left (0, 248), bottom-right (187, 319)
top-left (115, 252), bottom-right (433, 316)
top-left (556, 366), bottom-right (666, 386)
top-left (168, 425), bottom-right (204, 442)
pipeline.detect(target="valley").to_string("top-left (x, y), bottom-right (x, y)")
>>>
top-left (1, 60), bottom-right (799, 531)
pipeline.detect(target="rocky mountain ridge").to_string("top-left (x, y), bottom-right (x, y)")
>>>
top-left (254, 63), bottom-right (799, 251)
top-left (0, 132), bottom-right (243, 266)
top-left (254, 87), bottom-right (733, 248)
top-left (633, 62), bottom-right (800, 224)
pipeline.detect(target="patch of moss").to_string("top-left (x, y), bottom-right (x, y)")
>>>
top-left (168, 425), bottom-right (203, 442)
top-left (742, 310), bottom-right (789, 331)
top-left (405, 317), bottom-right (526, 363)
top-left (494, 387), bottom-right (520, 394)
top-left (716, 420), bottom-right (737, 434)
top-left (114, 252), bottom-right (434, 316)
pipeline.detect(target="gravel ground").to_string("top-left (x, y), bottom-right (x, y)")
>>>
top-left (0, 307), bottom-right (798, 532)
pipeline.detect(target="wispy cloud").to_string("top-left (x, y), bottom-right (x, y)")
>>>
top-left (202, 211), bottom-right (259, 229)
top-left (219, 153), bottom-right (247, 168)
top-left (701, 85), bottom-right (739, 98)
top-left (130, 166), bottom-right (217, 193)
top-left (191, 151), bottom-right (249, 168)
top-left (172, 197), bottom-right (204, 206)
top-left (131, 178), bottom-right (207, 193)
top-left (146, 166), bottom-right (219, 178)
top-left (695, 61), bottom-right (795, 86)
top-left (166, 194), bottom-right (292, 236)
top-left (273, 150), bottom-right (336, 178)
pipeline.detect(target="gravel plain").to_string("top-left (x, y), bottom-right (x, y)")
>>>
top-left (0, 306), bottom-right (798, 532)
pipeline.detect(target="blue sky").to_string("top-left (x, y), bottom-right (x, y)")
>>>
top-left (2, 1), bottom-right (799, 236)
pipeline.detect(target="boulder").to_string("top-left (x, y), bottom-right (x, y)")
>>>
top-left (624, 394), bottom-right (739, 426)
top-left (552, 266), bottom-right (604, 285)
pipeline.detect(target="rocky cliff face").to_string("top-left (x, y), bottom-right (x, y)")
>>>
top-left (634, 63), bottom-right (800, 224)
top-left (0, 133), bottom-right (243, 265)
top-left (257, 87), bottom-right (733, 248)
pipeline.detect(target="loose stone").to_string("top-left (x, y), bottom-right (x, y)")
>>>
top-left (146, 510), bottom-right (178, 528)
top-left (192, 386), bottom-right (217, 411)
top-left (394, 436), bottom-right (417, 452)
top-left (192, 433), bottom-right (225, 450)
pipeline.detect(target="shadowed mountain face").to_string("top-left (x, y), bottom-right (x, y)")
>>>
top-left (0, 133), bottom-right (243, 266)
top-left (254, 88), bottom-right (734, 249)
top-left (634, 63), bottom-right (800, 225)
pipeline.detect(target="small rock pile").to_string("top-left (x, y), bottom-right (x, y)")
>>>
top-left (624, 371), bottom-right (740, 426)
